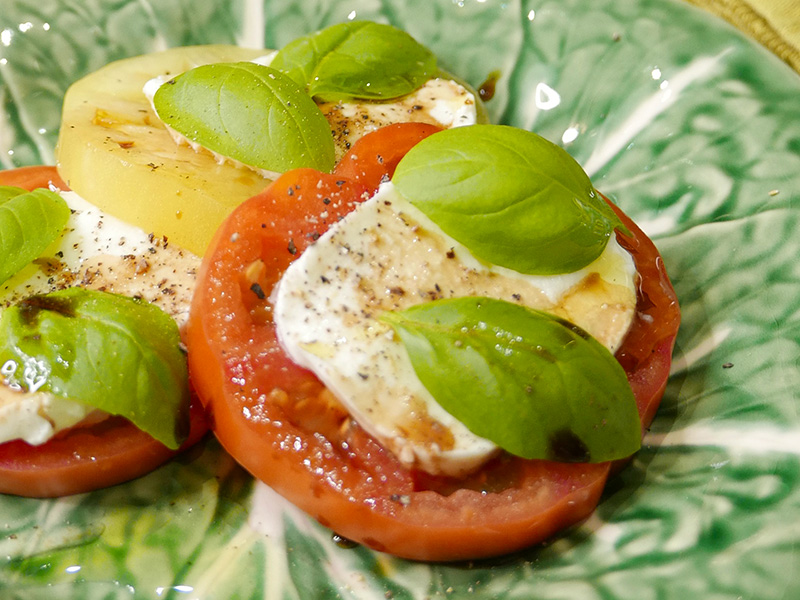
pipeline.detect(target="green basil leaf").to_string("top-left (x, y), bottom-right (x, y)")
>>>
top-left (0, 186), bottom-right (27, 202)
top-left (270, 21), bottom-right (437, 101)
top-left (0, 186), bottom-right (70, 286)
top-left (153, 62), bottom-right (335, 173)
top-left (0, 288), bottom-right (190, 449)
top-left (392, 125), bottom-right (628, 275)
top-left (380, 296), bottom-right (641, 463)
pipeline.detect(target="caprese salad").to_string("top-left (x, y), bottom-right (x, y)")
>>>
top-left (0, 21), bottom-right (679, 562)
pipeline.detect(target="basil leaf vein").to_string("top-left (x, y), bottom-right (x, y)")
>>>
top-left (381, 296), bottom-right (641, 463)
top-left (392, 125), bottom-right (628, 275)
top-left (0, 288), bottom-right (190, 449)
top-left (271, 21), bottom-right (437, 101)
top-left (0, 186), bottom-right (70, 286)
top-left (153, 62), bottom-right (335, 173)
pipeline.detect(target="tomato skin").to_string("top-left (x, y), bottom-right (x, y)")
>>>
top-left (0, 165), bottom-right (67, 190)
top-left (0, 165), bottom-right (209, 497)
top-left (186, 123), bottom-right (680, 561)
top-left (0, 400), bottom-right (208, 497)
top-left (611, 200), bottom-right (681, 430)
top-left (334, 122), bottom-right (442, 190)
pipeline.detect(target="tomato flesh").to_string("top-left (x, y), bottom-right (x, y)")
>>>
top-left (186, 123), bottom-right (680, 561)
top-left (0, 166), bottom-right (209, 497)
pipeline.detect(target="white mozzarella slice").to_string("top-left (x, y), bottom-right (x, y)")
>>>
top-left (274, 182), bottom-right (637, 477)
top-left (0, 189), bottom-right (199, 445)
top-left (0, 385), bottom-right (96, 446)
top-left (318, 78), bottom-right (477, 160)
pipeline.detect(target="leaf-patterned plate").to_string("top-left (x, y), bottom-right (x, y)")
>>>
top-left (2, 0), bottom-right (799, 598)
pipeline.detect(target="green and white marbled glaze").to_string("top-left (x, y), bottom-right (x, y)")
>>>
top-left (1, 0), bottom-right (799, 598)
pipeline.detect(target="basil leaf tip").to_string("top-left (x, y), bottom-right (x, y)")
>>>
top-left (381, 296), bottom-right (641, 463)
top-left (0, 186), bottom-right (70, 286)
top-left (153, 62), bottom-right (335, 174)
top-left (392, 124), bottom-right (627, 275)
top-left (270, 21), bottom-right (437, 101)
top-left (0, 288), bottom-right (190, 449)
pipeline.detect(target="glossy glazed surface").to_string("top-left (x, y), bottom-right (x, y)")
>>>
top-left (1, 0), bottom-right (799, 597)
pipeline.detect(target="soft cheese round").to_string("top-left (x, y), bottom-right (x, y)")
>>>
top-left (273, 182), bottom-right (637, 477)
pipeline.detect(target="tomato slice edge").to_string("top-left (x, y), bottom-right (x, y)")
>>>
top-left (0, 398), bottom-right (208, 497)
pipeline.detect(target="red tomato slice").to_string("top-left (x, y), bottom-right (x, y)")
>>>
top-left (186, 123), bottom-right (680, 561)
top-left (0, 401), bottom-right (208, 497)
top-left (0, 166), bottom-right (209, 497)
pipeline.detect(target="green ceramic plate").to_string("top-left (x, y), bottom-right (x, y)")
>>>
top-left (2, 0), bottom-right (799, 598)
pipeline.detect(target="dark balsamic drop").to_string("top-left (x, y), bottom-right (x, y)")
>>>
top-left (548, 430), bottom-right (590, 463)
top-left (18, 294), bottom-right (76, 324)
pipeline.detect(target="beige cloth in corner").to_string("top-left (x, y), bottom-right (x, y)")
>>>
top-left (685, 0), bottom-right (800, 72)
